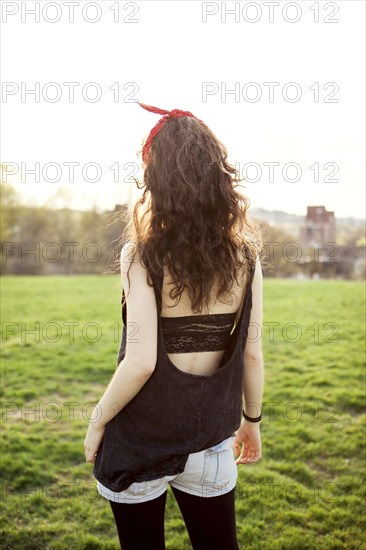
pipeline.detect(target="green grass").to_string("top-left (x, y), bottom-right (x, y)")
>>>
top-left (1, 275), bottom-right (365, 549)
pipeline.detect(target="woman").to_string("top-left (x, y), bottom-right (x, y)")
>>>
top-left (84, 102), bottom-right (265, 550)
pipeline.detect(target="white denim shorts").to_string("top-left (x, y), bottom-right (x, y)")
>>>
top-left (96, 435), bottom-right (237, 503)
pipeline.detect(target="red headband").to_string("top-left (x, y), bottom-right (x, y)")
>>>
top-left (137, 101), bottom-right (206, 163)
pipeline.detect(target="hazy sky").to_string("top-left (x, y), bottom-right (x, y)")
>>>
top-left (1, 0), bottom-right (365, 218)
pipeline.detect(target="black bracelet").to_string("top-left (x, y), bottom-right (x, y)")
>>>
top-left (242, 410), bottom-right (262, 422)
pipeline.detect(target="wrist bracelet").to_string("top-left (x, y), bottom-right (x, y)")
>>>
top-left (242, 410), bottom-right (262, 422)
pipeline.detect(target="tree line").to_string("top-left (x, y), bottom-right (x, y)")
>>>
top-left (1, 181), bottom-right (364, 279)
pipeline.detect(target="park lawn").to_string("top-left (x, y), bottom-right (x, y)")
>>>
top-left (0, 275), bottom-right (365, 550)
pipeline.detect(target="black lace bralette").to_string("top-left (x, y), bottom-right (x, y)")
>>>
top-left (160, 312), bottom-right (237, 354)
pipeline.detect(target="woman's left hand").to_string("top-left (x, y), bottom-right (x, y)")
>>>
top-left (84, 422), bottom-right (105, 463)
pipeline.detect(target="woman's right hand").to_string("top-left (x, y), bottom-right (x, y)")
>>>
top-left (233, 422), bottom-right (262, 464)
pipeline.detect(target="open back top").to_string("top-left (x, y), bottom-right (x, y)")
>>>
top-left (94, 244), bottom-right (256, 492)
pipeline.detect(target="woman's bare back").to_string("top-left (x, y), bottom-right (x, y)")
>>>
top-left (160, 253), bottom-right (249, 376)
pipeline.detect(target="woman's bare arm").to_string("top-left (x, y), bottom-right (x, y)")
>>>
top-left (89, 244), bottom-right (158, 428)
top-left (242, 257), bottom-right (264, 421)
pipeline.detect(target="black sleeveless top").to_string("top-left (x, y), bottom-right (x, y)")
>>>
top-left (93, 248), bottom-right (255, 492)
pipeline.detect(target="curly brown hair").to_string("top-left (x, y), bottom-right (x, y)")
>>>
top-left (117, 114), bottom-right (264, 314)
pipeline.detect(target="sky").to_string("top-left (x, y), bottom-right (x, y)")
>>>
top-left (1, 0), bottom-right (365, 219)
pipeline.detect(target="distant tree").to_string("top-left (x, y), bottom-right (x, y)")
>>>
top-left (257, 222), bottom-right (299, 277)
top-left (1, 180), bottom-right (19, 241)
top-left (0, 177), bottom-right (22, 272)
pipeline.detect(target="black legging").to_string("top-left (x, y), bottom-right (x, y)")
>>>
top-left (109, 485), bottom-right (240, 550)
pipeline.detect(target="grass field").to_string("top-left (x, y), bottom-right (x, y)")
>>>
top-left (1, 275), bottom-right (365, 549)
